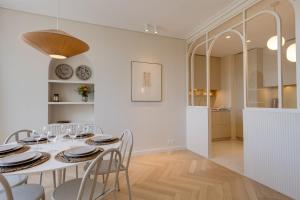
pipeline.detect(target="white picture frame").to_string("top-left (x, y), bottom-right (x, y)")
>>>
top-left (131, 61), bottom-right (162, 102)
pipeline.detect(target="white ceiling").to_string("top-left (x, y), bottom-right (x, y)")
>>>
top-left (0, 0), bottom-right (239, 39)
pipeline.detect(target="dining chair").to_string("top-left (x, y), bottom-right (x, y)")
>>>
top-left (87, 129), bottom-right (133, 200)
top-left (61, 123), bottom-right (103, 180)
top-left (4, 129), bottom-right (57, 188)
top-left (0, 173), bottom-right (45, 200)
top-left (51, 148), bottom-right (122, 200)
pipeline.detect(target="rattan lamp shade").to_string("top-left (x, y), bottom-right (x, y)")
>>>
top-left (22, 29), bottom-right (89, 59)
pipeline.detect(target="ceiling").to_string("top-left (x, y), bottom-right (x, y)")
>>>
top-left (196, 0), bottom-right (295, 57)
top-left (0, 0), bottom-right (239, 39)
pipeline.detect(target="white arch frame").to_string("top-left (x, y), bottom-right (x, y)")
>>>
top-left (187, 6), bottom-right (291, 109)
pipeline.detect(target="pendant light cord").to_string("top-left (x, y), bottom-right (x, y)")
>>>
top-left (56, 0), bottom-right (60, 30)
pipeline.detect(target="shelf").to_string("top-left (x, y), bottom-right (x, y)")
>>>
top-left (48, 102), bottom-right (94, 105)
top-left (48, 80), bottom-right (94, 84)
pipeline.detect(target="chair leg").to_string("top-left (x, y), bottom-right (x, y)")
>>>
top-left (62, 168), bottom-right (66, 183)
top-left (125, 170), bottom-right (132, 200)
top-left (41, 190), bottom-right (45, 200)
top-left (52, 170), bottom-right (56, 188)
top-left (39, 172), bottom-right (43, 185)
top-left (116, 174), bottom-right (120, 191)
top-left (76, 166), bottom-right (79, 178)
top-left (113, 189), bottom-right (117, 200)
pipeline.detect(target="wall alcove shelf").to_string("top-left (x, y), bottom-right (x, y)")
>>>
top-left (48, 55), bottom-right (95, 124)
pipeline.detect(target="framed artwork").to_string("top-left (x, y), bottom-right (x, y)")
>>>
top-left (131, 61), bottom-right (162, 102)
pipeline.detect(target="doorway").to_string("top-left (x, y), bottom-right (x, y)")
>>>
top-left (207, 30), bottom-right (244, 174)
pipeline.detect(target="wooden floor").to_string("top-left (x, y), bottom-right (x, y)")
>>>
top-left (29, 150), bottom-right (291, 200)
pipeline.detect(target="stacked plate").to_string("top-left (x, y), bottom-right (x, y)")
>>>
top-left (64, 146), bottom-right (98, 158)
top-left (19, 137), bottom-right (47, 144)
top-left (0, 151), bottom-right (42, 167)
top-left (92, 135), bottom-right (117, 143)
top-left (0, 144), bottom-right (23, 155)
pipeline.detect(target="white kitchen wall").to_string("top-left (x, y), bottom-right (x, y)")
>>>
top-left (0, 8), bottom-right (187, 152)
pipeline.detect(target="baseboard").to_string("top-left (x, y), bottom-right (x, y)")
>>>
top-left (133, 146), bottom-right (186, 156)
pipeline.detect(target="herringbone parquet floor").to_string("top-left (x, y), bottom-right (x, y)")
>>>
top-left (30, 150), bottom-right (291, 200)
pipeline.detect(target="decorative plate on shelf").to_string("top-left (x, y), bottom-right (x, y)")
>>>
top-left (76, 65), bottom-right (92, 80)
top-left (55, 64), bottom-right (73, 80)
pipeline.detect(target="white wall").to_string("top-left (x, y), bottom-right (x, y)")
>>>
top-left (186, 107), bottom-right (209, 157)
top-left (0, 8), bottom-right (187, 152)
top-left (244, 109), bottom-right (300, 199)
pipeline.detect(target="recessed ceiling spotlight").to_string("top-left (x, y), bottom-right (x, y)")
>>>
top-left (144, 24), bottom-right (149, 32)
top-left (154, 25), bottom-right (158, 34)
top-left (246, 40), bottom-right (251, 43)
top-left (225, 35), bottom-right (231, 39)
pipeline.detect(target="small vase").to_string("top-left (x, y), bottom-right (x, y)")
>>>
top-left (82, 96), bottom-right (88, 102)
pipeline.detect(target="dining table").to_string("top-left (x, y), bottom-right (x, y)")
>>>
top-left (1, 135), bottom-right (121, 185)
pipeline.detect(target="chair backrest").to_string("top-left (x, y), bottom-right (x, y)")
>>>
top-left (77, 148), bottom-right (122, 200)
top-left (119, 129), bottom-right (133, 169)
top-left (4, 129), bottom-right (32, 144)
top-left (0, 174), bottom-right (13, 200)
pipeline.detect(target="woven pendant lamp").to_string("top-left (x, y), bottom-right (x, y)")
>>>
top-left (22, 29), bottom-right (89, 59)
top-left (21, 0), bottom-right (89, 59)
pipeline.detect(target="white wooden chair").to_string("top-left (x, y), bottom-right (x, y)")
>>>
top-left (88, 129), bottom-right (133, 200)
top-left (5, 129), bottom-right (57, 188)
top-left (51, 148), bottom-right (122, 200)
top-left (0, 173), bottom-right (45, 200)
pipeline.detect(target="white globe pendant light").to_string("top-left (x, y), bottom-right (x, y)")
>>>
top-left (267, 35), bottom-right (285, 50)
top-left (286, 43), bottom-right (296, 62)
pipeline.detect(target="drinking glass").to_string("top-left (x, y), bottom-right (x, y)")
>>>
top-left (32, 130), bottom-right (42, 149)
top-left (47, 130), bottom-right (58, 152)
top-left (69, 128), bottom-right (77, 143)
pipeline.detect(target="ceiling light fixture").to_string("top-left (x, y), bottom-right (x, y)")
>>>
top-left (225, 35), bottom-right (231, 39)
top-left (246, 40), bottom-right (251, 43)
top-left (21, 0), bottom-right (89, 59)
top-left (267, 35), bottom-right (285, 50)
top-left (144, 24), bottom-right (150, 32)
top-left (286, 43), bottom-right (296, 62)
top-left (154, 25), bottom-right (158, 34)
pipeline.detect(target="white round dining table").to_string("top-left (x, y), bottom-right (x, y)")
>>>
top-left (3, 136), bottom-right (120, 176)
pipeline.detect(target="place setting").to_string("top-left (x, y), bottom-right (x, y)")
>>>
top-left (62, 126), bottom-right (94, 140)
top-left (0, 151), bottom-right (50, 173)
top-left (0, 144), bottom-right (30, 158)
top-left (55, 146), bottom-right (103, 163)
top-left (17, 130), bottom-right (48, 145)
top-left (85, 134), bottom-right (120, 146)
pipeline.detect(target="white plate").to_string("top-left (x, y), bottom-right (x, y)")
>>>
top-left (0, 151), bottom-right (42, 167)
top-left (0, 144), bottom-right (23, 154)
top-left (64, 146), bottom-right (96, 158)
top-left (92, 135), bottom-right (114, 142)
top-left (20, 137), bottom-right (47, 143)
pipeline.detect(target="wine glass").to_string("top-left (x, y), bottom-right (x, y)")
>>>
top-left (69, 128), bottom-right (77, 143)
top-left (47, 130), bottom-right (57, 152)
top-left (32, 130), bottom-right (42, 149)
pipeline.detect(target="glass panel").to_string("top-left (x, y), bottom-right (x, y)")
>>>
top-left (278, 0), bottom-right (297, 108)
top-left (192, 44), bottom-right (207, 106)
top-left (208, 14), bottom-right (243, 39)
top-left (246, 13), bottom-right (279, 108)
top-left (209, 32), bottom-right (243, 109)
top-left (246, 0), bottom-right (274, 18)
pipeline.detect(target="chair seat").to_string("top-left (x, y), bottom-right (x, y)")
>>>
top-left (0, 174), bottom-right (28, 192)
top-left (84, 160), bottom-right (125, 174)
top-left (0, 184), bottom-right (44, 200)
top-left (52, 178), bottom-right (105, 200)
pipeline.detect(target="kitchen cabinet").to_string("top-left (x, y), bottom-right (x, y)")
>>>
top-left (194, 55), bottom-right (220, 90)
top-left (211, 110), bottom-right (231, 141)
top-left (263, 48), bottom-right (296, 87)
